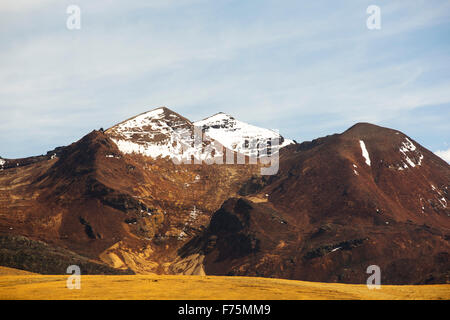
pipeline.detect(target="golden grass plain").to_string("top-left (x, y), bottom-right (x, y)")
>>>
top-left (0, 266), bottom-right (448, 300)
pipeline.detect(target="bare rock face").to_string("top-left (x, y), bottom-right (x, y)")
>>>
top-left (0, 109), bottom-right (448, 284)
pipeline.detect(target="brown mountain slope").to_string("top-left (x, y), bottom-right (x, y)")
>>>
top-left (180, 123), bottom-right (450, 284)
top-left (0, 129), bottom-right (258, 274)
top-left (1, 117), bottom-right (448, 283)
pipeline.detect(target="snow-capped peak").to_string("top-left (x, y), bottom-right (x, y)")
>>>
top-left (194, 113), bottom-right (294, 157)
top-left (106, 107), bottom-right (294, 161)
top-left (106, 107), bottom-right (196, 161)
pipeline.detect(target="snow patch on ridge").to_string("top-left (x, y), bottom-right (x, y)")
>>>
top-left (400, 137), bottom-right (416, 152)
top-left (359, 140), bottom-right (371, 166)
top-left (397, 137), bottom-right (423, 169)
top-left (439, 197), bottom-right (447, 208)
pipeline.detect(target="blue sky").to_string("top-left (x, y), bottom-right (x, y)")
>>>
top-left (1, 0), bottom-right (449, 161)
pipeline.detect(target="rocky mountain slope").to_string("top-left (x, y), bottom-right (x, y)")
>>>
top-left (0, 107), bottom-right (274, 274)
top-left (0, 108), bottom-right (448, 283)
top-left (180, 123), bottom-right (450, 284)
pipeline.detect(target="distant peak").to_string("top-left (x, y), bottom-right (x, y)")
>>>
top-left (343, 122), bottom-right (399, 137)
top-left (346, 122), bottom-right (382, 130)
top-left (141, 106), bottom-right (176, 116)
top-left (153, 106), bottom-right (176, 113)
top-left (139, 107), bottom-right (165, 117)
top-left (341, 123), bottom-right (419, 156)
top-left (145, 106), bottom-right (190, 121)
top-left (106, 106), bottom-right (191, 133)
top-left (132, 106), bottom-right (180, 118)
top-left (196, 112), bottom-right (235, 124)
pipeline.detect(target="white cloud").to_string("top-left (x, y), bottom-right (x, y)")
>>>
top-left (435, 149), bottom-right (450, 164)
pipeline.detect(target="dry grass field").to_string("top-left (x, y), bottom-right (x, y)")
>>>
top-left (0, 267), bottom-right (448, 300)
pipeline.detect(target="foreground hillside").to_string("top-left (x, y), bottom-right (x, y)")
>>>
top-left (0, 274), bottom-right (449, 300)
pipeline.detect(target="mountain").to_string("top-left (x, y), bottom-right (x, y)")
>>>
top-left (0, 109), bottom-right (448, 283)
top-left (0, 107), bottom-right (271, 274)
top-left (179, 123), bottom-right (450, 284)
top-left (106, 107), bottom-right (291, 163)
top-left (106, 107), bottom-right (199, 162)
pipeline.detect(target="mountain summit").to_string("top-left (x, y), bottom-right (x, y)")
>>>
top-left (106, 107), bottom-right (293, 162)
top-left (106, 107), bottom-right (195, 161)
